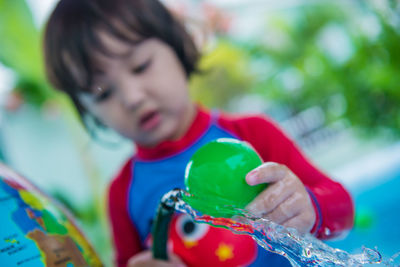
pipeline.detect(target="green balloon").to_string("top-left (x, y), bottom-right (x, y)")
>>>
top-left (184, 138), bottom-right (266, 217)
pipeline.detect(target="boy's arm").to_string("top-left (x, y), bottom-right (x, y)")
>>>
top-left (218, 114), bottom-right (354, 239)
top-left (108, 158), bottom-right (143, 267)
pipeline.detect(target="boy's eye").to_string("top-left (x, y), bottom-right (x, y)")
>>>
top-left (93, 86), bottom-right (113, 103)
top-left (132, 58), bottom-right (152, 74)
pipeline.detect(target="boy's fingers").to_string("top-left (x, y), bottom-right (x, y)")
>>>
top-left (246, 162), bottom-right (288, 186)
top-left (169, 253), bottom-right (187, 266)
top-left (246, 179), bottom-right (293, 215)
top-left (127, 250), bottom-right (186, 267)
top-left (264, 192), bottom-right (303, 224)
top-left (282, 212), bottom-right (314, 234)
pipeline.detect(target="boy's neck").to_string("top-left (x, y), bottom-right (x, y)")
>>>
top-left (169, 102), bottom-right (197, 142)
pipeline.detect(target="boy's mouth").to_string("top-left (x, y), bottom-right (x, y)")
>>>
top-left (139, 110), bottom-right (161, 131)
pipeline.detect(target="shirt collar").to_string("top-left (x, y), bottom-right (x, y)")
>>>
top-left (135, 106), bottom-right (211, 160)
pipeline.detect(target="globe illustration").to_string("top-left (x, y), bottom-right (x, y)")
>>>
top-left (0, 163), bottom-right (102, 267)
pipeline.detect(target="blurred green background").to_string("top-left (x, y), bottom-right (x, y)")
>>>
top-left (0, 0), bottom-right (399, 266)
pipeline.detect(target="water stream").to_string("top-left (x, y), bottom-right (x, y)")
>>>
top-left (161, 189), bottom-right (400, 267)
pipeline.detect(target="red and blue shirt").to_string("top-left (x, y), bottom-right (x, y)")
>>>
top-left (108, 107), bottom-right (354, 267)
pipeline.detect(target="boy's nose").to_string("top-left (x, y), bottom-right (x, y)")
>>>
top-left (118, 81), bottom-right (146, 110)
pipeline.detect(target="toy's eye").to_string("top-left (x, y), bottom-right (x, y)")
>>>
top-left (176, 214), bottom-right (209, 241)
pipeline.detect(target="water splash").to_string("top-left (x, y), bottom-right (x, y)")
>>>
top-left (161, 189), bottom-right (399, 267)
top-left (385, 251), bottom-right (400, 267)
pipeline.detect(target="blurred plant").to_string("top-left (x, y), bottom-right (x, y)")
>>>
top-left (244, 2), bottom-right (400, 136)
top-left (0, 0), bottom-right (57, 106)
top-left (191, 1), bottom-right (400, 138)
top-left (190, 40), bottom-right (256, 109)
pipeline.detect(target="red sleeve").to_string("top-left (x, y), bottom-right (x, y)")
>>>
top-left (108, 158), bottom-right (143, 267)
top-left (217, 113), bottom-right (354, 239)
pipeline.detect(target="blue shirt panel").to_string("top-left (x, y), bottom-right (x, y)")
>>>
top-left (129, 123), bottom-right (236, 242)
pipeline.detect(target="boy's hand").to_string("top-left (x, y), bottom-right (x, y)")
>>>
top-left (127, 250), bottom-right (186, 267)
top-left (245, 162), bottom-right (316, 234)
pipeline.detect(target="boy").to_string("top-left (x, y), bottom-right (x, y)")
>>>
top-left (43, 0), bottom-right (354, 266)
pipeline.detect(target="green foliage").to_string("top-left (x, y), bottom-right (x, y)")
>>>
top-left (0, 0), bottom-right (56, 105)
top-left (190, 40), bottom-right (256, 109)
top-left (191, 2), bottom-right (400, 137)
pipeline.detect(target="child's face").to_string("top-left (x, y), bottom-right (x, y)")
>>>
top-left (78, 33), bottom-right (195, 147)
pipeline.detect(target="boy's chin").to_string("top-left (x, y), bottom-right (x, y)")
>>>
top-left (136, 132), bottom-right (169, 148)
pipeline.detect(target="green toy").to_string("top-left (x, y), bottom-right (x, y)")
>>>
top-left (152, 138), bottom-right (266, 259)
top-left (184, 138), bottom-right (266, 217)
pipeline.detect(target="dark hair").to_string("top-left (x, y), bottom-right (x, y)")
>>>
top-left (43, 0), bottom-right (199, 127)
